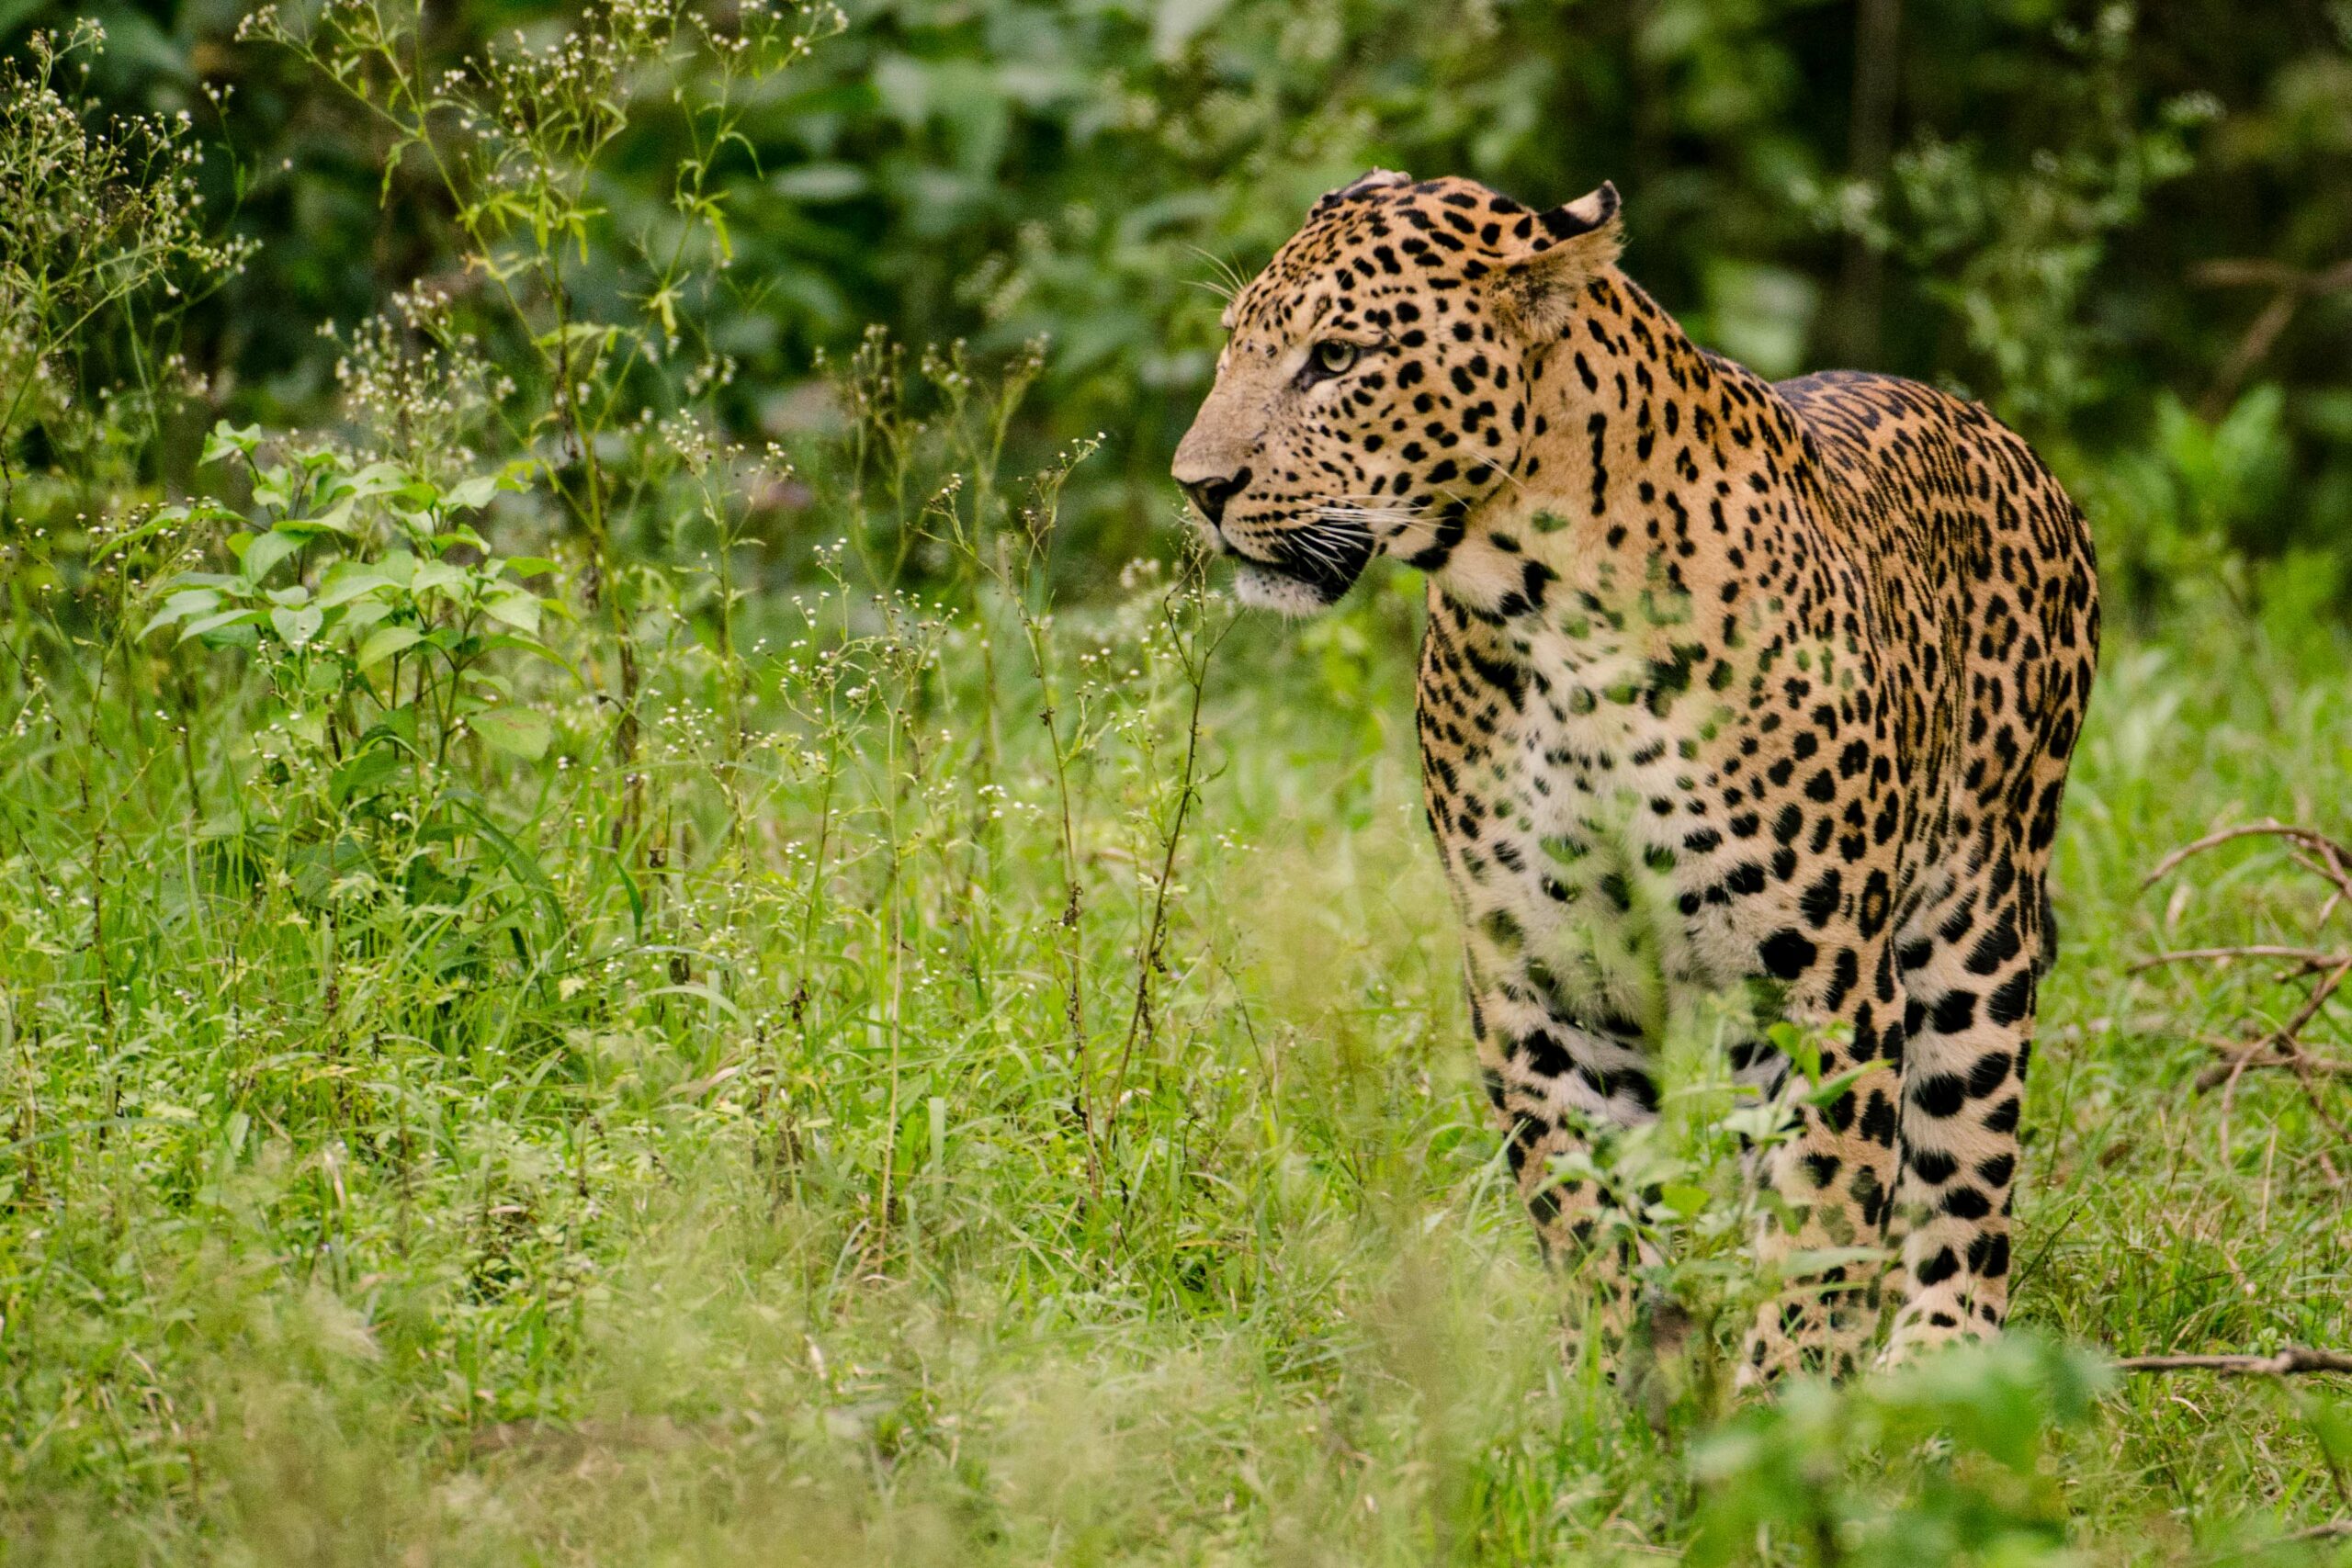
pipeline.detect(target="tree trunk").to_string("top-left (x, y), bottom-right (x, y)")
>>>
top-left (1834, 0), bottom-right (1901, 367)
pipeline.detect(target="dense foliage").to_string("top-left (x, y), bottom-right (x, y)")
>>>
top-left (15, 0), bottom-right (2352, 584)
top-left (2, 2), bottom-right (2351, 1562)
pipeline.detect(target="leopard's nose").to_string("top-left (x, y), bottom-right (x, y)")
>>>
top-left (1180, 467), bottom-right (1251, 527)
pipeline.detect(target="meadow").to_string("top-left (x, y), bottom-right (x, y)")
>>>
top-left (5, 1), bottom-right (2352, 1562)
top-left (6, 423), bottom-right (2352, 1562)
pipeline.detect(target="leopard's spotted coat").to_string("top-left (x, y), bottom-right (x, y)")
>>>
top-left (1172, 171), bottom-right (2098, 1375)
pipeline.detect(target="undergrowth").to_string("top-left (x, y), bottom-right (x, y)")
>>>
top-left (2, 9), bottom-right (2350, 1565)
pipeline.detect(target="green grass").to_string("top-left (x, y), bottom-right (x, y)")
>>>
top-left (3, 556), bottom-right (2351, 1565)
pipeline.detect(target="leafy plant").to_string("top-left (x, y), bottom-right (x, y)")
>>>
top-left (1801, 7), bottom-right (2214, 428)
top-left (1555, 999), bottom-right (1877, 1427)
top-left (6, 5), bottom-right (2352, 1563)
top-left (242, 0), bottom-right (843, 794)
top-left (0, 18), bottom-right (250, 516)
top-left (1689, 1335), bottom-right (2111, 1566)
top-left (2086, 384), bottom-right (2292, 624)
top-left (138, 421), bottom-right (570, 923)
top-left (146, 421), bottom-right (564, 773)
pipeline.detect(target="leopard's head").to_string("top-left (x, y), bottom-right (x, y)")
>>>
top-left (1172, 171), bottom-right (1623, 613)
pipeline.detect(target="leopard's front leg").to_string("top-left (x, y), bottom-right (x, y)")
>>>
top-left (1471, 972), bottom-right (1660, 1358)
top-left (1737, 932), bottom-right (1906, 1384)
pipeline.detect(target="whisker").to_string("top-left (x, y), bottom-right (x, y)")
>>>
top-left (1289, 533), bottom-right (1344, 570)
top-left (1183, 243), bottom-right (1250, 304)
top-left (1261, 513), bottom-right (1376, 581)
top-left (1316, 504), bottom-right (1432, 529)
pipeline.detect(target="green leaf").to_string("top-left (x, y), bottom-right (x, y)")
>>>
top-left (360, 705), bottom-right (421, 752)
top-left (1767, 1021), bottom-right (1823, 1085)
top-left (178, 607), bottom-right (261, 644)
top-left (1803, 1064), bottom-right (1874, 1109)
top-left (443, 472), bottom-right (501, 511)
top-left (1658, 1183), bottom-right (1713, 1219)
top-left (483, 590), bottom-right (541, 634)
top-left (270, 604), bottom-right (324, 649)
top-left (330, 746), bottom-right (402, 807)
top-left (410, 561), bottom-right (467, 600)
top-left (240, 528), bottom-right (303, 585)
top-left (302, 495), bottom-right (360, 536)
top-left (339, 599), bottom-right (395, 635)
top-left (347, 461), bottom-right (412, 498)
top-left (1778, 1246), bottom-right (1886, 1283)
top-left (357, 626), bottom-right (424, 669)
top-left (199, 421), bottom-right (262, 468)
top-left (481, 631), bottom-right (560, 660)
top-left (461, 669), bottom-right (516, 701)
top-left (537, 321), bottom-right (614, 351)
top-left (469, 707), bottom-right (551, 761)
top-left (317, 568), bottom-right (397, 609)
top-left (140, 588), bottom-right (221, 638)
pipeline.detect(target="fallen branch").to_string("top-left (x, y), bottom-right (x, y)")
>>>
top-left (2142, 820), bottom-right (2352, 897)
top-left (2277, 1521), bottom-right (2352, 1545)
top-left (2194, 1040), bottom-right (2352, 1092)
top-left (2203, 1518), bottom-right (2352, 1565)
top-left (2133, 946), bottom-right (2347, 975)
top-left (2212, 958), bottom-right (2352, 1165)
top-left (2143, 823), bottom-right (2352, 1165)
top-left (2117, 1348), bottom-right (2352, 1376)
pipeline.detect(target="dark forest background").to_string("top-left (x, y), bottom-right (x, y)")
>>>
top-left (18, 0), bottom-right (2352, 608)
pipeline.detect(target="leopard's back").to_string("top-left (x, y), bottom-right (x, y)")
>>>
top-left (1778, 371), bottom-right (2099, 866)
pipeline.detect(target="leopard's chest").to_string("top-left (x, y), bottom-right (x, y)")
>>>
top-left (1418, 616), bottom-right (1756, 1025)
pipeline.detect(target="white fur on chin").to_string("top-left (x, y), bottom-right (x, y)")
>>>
top-left (1232, 562), bottom-right (1332, 616)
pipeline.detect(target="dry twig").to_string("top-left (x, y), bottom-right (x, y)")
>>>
top-left (2142, 821), bottom-right (2352, 897)
top-left (2192, 256), bottom-right (2352, 420)
top-left (2194, 1041), bottom-right (2352, 1092)
top-left (2201, 1517), bottom-right (2352, 1565)
top-left (2141, 822), bottom-right (2352, 1163)
top-left (2134, 946), bottom-right (2347, 975)
top-left (2118, 1348), bottom-right (2352, 1377)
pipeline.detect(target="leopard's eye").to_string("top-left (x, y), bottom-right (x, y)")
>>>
top-left (1311, 340), bottom-right (1361, 377)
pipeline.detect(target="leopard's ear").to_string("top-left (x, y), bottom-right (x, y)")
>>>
top-left (1491, 182), bottom-right (1623, 337)
top-left (1530, 182), bottom-right (1621, 250)
top-left (1311, 168), bottom-right (1412, 215)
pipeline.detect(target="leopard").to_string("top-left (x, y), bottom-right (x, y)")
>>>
top-left (1171, 169), bottom-right (2099, 1379)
